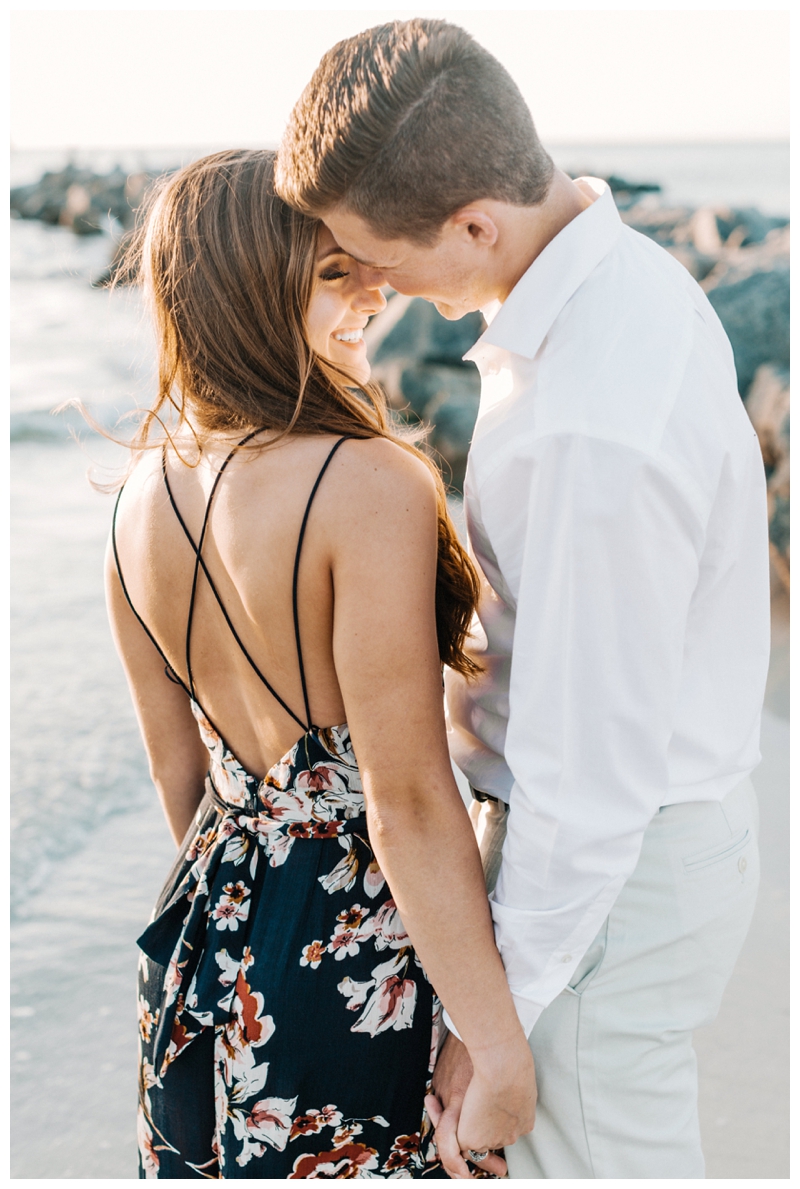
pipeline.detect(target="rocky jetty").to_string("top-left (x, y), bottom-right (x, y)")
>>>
top-left (10, 164), bottom-right (155, 236)
top-left (11, 166), bottom-right (789, 582)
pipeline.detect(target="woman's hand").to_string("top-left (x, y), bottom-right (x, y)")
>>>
top-left (427, 1031), bottom-right (536, 1178)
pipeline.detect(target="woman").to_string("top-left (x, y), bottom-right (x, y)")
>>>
top-left (106, 149), bottom-right (534, 1179)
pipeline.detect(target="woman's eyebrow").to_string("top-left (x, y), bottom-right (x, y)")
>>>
top-left (316, 244), bottom-right (347, 262)
top-left (316, 243), bottom-right (392, 270)
top-left (318, 243), bottom-right (389, 269)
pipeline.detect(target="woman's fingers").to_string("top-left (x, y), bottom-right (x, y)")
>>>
top-left (424, 1092), bottom-right (443, 1128)
top-left (435, 1105), bottom-right (474, 1178)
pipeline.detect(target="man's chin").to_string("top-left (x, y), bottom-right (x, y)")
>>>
top-left (431, 299), bottom-right (469, 321)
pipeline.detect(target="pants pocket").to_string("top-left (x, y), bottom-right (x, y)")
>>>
top-left (682, 826), bottom-right (750, 876)
top-left (568, 918), bottom-right (609, 995)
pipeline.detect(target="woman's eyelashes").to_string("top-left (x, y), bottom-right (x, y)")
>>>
top-left (319, 266), bottom-right (349, 281)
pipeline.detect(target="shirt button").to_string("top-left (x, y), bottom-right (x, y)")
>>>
top-left (738, 856), bottom-right (748, 873)
top-left (561, 954), bottom-right (572, 963)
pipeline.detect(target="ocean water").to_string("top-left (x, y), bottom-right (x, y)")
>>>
top-left (549, 141), bottom-right (790, 215)
top-left (12, 139), bottom-right (790, 214)
top-left (10, 219), bottom-right (155, 917)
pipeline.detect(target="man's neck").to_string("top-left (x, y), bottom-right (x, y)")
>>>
top-left (492, 170), bottom-right (596, 303)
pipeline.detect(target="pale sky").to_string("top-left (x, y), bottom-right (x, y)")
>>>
top-left (11, 7), bottom-right (790, 149)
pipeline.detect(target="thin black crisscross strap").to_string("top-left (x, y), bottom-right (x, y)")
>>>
top-left (112, 488), bottom-right (192, 696)
top-left (113, 433), bottom-right (355, 736)
top-left (292, 436), bottom-right (354, 729)
top-left (162, 431), bottom-right (309, 733)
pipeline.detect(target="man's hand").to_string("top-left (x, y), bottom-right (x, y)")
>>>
top-left (425, 1032), bottom-right (509, 1179)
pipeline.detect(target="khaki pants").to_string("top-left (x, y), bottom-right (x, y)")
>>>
top-left (471, 778), bottom-right (760, 1178)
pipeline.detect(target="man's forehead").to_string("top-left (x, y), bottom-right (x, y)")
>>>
top-left (322, 212), bottom-right (409, 269)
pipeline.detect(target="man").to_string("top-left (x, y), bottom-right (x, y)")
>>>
top-left (276, 18), bottom-right (769, 1179)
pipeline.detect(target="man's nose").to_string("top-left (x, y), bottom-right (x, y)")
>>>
top-left (357, 263), bottom-right (386, 290)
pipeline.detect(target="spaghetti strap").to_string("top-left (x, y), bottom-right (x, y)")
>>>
top-left (111, 486), bottom-right (191, 696)
top-left (292, 436), bottom-right (355, 729)
top-left (115, 432), bottom-right (356, 738)
top-left (161, 433), bottom-right (310, 734)
top-left (179, 433), bottom-right (256, 704)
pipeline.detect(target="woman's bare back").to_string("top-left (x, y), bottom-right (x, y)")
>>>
top-left (112, 433), bottom-right (355, 779)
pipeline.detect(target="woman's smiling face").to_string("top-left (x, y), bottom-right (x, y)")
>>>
top-left (305, 225), bottom-right (387, 384)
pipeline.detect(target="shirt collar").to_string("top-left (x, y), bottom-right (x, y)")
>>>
top-left (465, 178), bottom-right (623, 364)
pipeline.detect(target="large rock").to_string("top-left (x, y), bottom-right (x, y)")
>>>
top-left (714, 207), bottom-right (788, 248)
top-left (366, 295), bottom-right (483, 491)
top-left (372, 296), bottom-right (483, 369)
top-left (11, 165), bottom-right (159, 235)
top-left (744, 365), bottom-right (790, 589)
top-left (568, 171), bottom-right (662, 211)
top-left (706, 266), bottom-right (790, 397)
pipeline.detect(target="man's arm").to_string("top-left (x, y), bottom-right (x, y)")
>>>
top-left (431, 429), bottom-right (702, 1167)
top-left (483, 430), bottom-right (703, 1034)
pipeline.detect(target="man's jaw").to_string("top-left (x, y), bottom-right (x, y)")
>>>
top-left (431, 297), bottom-right (477, 321)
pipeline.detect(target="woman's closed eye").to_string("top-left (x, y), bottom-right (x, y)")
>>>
top-left (319, 266), bottom-right (350, 281)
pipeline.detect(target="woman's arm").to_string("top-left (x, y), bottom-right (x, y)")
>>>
top-left (105, 542), bottom-right (209, 845)
top-left (327, 441), bottom-right (536, 1173)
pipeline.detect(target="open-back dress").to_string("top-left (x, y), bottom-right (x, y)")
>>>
top-left (113, 436), bottom-right (447, 1179)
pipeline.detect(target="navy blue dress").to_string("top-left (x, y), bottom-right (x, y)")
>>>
top-left (113, 437), bottom-right (448, 1178)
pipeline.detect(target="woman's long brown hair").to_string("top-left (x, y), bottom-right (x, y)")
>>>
top-left (120, 148), bottom-right (480, 677)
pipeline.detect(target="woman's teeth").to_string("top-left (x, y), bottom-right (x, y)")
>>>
top-left (333, 329), bottom-right (363, 343)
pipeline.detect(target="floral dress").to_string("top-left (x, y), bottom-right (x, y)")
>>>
top-left (113, 436), bottom-right (448, 1178)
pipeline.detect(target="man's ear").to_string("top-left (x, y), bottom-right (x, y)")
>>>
top-left (449, 205), bottom-right (499, 247)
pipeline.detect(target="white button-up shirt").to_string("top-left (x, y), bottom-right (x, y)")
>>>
top-left (445, 178), bottom-right (770, 1036)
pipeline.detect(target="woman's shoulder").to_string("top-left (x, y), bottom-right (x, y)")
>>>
top-left (316, 437), bottom-right (437, 546)
top-left (113, 447), bottom-right (166, 515)
top-left (337, 435), bottom-right (436, 490)
top-left (329, 436), bottom-right (438, 519)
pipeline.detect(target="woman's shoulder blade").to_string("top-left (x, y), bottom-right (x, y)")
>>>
top-left (324, 437), bottom-right (437, 531)
top-left (334, 436), bottom-right (437, 497)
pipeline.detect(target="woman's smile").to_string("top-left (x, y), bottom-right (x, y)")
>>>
top-left (305, 225), bottom-right (386, 382)
top-left (332, 327), bottom-right (365, 344)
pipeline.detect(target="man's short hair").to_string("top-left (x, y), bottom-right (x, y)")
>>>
top-left (275, 18), bottom-right (554, 244)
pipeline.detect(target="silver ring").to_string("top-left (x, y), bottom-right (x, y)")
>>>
top-left (466, 1149), bottom-right (489, 1163)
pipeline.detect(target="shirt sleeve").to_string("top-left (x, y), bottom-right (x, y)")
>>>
top-left (482, 431), bottom-right (704, 1036)
top-left (444, 557), bottom-right (517, 802)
